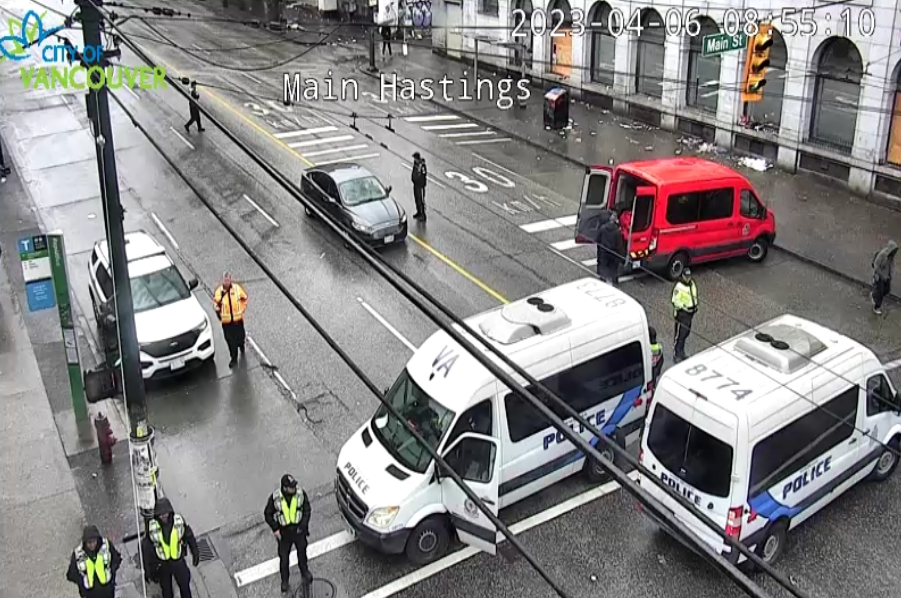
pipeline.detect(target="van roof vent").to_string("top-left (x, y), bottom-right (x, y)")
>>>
top-left (478, 296), bottom-right (571, 345)
top-left (733, 323), bottom-right (827, 375)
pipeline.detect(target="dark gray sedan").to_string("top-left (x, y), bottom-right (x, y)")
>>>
top-left (300, 163), bottom-right (407, 246)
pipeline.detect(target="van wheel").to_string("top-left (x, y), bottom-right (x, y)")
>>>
top-left (584, 430), bottom-right (624, 483)
top-left (868, 437), bottom-right (900, 482)
top-left (747, 237), bottom-right (769, 263)
top-left (754, 520), bottom-right (788, 567)
top-left (667, 252), bottom-right (689, 281)
top-left (405, 516), bottom-right (450, 566)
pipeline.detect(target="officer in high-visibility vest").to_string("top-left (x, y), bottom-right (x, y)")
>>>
top-left (671, 268), bottom-right (699, 363)
top-left (213, 272), bottom-right (248, 368)
top-left (66, 525), bottom-right (122, 598)
top-left (146, 498), bottom-right (200, 598)
top-left (648, 326), bottom-right (663, 385)
top-left (264, 474), bottom-right (313, 594)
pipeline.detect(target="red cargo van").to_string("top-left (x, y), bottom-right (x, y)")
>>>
top-left (575, 157), bottom-right (776, 280)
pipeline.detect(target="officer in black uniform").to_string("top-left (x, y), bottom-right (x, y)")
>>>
top-left (264, 474), bottom-right (313, 594)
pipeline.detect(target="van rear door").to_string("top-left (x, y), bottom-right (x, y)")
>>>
top-left (622, 186), bottom-right (656, 268)
top-left (642, 385), bottom-right (738, 554)
top-left (440, 432), bottom-right (500, 555)
top-left (575, 166), bottom-right (612, 244)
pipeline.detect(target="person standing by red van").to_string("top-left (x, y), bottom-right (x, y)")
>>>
top-left (671, 269), bottom-right (698, 363)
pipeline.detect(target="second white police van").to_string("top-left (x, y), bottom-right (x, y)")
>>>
top-left (336, 278), bottom-right (654, 564)
top-left (639, 314), bottom-right (901, 566)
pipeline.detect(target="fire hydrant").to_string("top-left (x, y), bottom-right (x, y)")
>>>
top-left (94, 413), bottom-right (116, 464)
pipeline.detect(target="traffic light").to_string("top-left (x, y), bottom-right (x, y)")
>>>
top-left (741, 24), bottom-right (773, 103)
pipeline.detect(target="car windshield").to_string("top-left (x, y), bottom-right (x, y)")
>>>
top-left (339, 176), bottom-right (387, 206)
top-left (371, 368), bottom-right (456, 474)
top-left (130, 265), bottom-right (191, 313)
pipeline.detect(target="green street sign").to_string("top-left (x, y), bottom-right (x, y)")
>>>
top-left (702, 32), bottom-right (748, 57)
top-left (48, 233), bottom-right (87, 422)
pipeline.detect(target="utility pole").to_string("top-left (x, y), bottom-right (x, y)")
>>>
top-left (77, 0), bottom-right (159, 524)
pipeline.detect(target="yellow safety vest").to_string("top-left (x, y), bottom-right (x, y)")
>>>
top-left (75, 542), bottom-right (111, 588)
top-left (273, 490), bottom-right (304, 526)
top-left (149, 515), bottom-right (185, 561)
top-left (214, 284), bottom-right (247, 324)
top-left (650, 342), bottom-right (662, 356)
top-left (671, 281), bottom-right (698, 316)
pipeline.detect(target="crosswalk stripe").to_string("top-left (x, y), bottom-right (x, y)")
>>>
top-left (551, 239), bottom-right (579, 251)
top-left (520, 215), bottom-right (577, 233)
top-left (313, 153), bottom-right (381, 166)
top-left (404, 114), bottom-right (460, 122)
top-left (456, 138), bottom-right (511, 145)
top-left (421, 123), bottom-right (480, 131)
top-left (273, 126), bottom-right (338, 139)
top-left (288, 135), bottom-right (355, 148)
top-left (302, 144), bottom-right (368, 157)
top-left (582, 258), bottom-right (597, 267)
top-left (439, 130), bottom-right (496, 138)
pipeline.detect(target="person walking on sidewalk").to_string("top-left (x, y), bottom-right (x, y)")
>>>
top-left (184, 83), bottom-right (205, 133)
top-left (671, 268), bottom-right (698, 363)
top-left (380, 23), bottom-right (393, 57)
top-left (214, 272), bottom-right (248, 368)
top-left (596, 211), bottom-right (624, 285)
top-left (871, 240), bottom-right (898, 315)
top-left (264, 474), bottom-right (313, 594)
top-left (66, 525), bottom-right (122, 598)
top-left (412, 152), bottom-right (428, 220)
top-left (146, 498), bottom-right (200, 598)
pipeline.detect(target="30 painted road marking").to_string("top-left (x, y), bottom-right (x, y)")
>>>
top-left (357, 297), bottom-right (417, 352)
top-left (169, 126), bottom-right (195, 150)
top-left (242, 194), bottom-right (279, 227)
top-left (273, 126), bottom-right (338, 139)
top-left (150, 213), bottom-right (179, 249)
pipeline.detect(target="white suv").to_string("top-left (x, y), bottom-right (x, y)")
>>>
top-left (88, 231), bottom-right (215, 379)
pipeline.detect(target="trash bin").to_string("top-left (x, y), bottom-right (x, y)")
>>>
top-left (543, 87), bottom-right (569, 130)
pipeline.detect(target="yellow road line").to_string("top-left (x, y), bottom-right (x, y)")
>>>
top-left (140, 47), bottom-right (509, 306)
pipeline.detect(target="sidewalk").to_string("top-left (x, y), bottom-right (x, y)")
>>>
top-left (359, 47), bottom-right (901, 299)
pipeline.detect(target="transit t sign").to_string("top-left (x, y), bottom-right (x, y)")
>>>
top-left (702, 32), bottom-right (748, 57)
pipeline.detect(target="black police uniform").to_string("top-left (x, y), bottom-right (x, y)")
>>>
top-left (66, 525), bottom-right (122, 598)
top-left (264, 474), bottom-right (313, 593)
top-left (144, 498), bottom-right (200, 598)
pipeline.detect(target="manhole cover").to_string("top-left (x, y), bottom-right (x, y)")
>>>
top-left (295, 579), bottom-right (336, 598)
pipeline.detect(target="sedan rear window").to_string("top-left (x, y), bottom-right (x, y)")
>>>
top-left (646, 403), bottom-right (734, 498)
top-left (339, 176), bottom-right (387, 206)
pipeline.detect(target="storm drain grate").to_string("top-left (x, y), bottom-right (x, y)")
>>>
top-left (295, 579), bottom-right (336, 598)
top-left (196, 537), bottom-right (218, 563)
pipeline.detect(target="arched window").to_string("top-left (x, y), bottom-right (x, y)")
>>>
top-left (686, 17), bottom-right (721, 112)
top-left (548, 0), bottom-right (573, 78)
top-left (810, 37), bottom-right (863, 152)
top-left (635, 10), bottom-right (665, 98)
top-left (587, 1), bottom-right (615, 86)
top-left (509, 0), bottom-right (533, 69)
top-left (747, 28), bottom-right (787, 128)
top-left (886, 62), bottom-right (901, 166)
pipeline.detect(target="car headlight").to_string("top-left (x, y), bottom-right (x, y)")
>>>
top-left (366, 506), bottom-right (399, 528)
top-left (400, 213), bottom-right (407, 223)
top-left (351, 220), bottom-right (371, 232)
top-left (193, 318), bottom-right (209, 332)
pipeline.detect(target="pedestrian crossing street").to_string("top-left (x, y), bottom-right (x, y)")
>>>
top-left (272, 124), bottom-right (381, 167)
top-left (519, 214), bottom-right (600, 268)
top-left (402, 114), bottom-right (512, 146)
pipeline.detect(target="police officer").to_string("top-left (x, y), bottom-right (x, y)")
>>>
top-left (67, 525), bottom-right (122, 598)
top-left (214, 272), bottom-right (248, 368)
top-left (648, 326), bottom-right (663, 385)
top-left (264, 474), bottom-right (312, 594)
top-left (146, 498), bottom-right (200, 598)
top-left (671, 268), bottom-right (698, 363)
top-left (411, 152), bottom-right (428, 221)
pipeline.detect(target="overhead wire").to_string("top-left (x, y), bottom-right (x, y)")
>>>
top-left (92, 4), bottom-right (782, 597)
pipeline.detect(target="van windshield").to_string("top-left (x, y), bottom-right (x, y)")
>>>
top-left (371, 369), bottom-right (457, 474)
top-left (646, 403), bottom-right (734, 498)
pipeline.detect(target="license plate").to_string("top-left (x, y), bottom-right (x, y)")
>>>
top-left (170, 357), bottom-right (186, 370)
top-left (384, 235), bottom-right (394, 244)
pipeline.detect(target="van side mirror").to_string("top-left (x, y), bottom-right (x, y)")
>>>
top-left (386, 185), bottom-right (393, 195)
top-left (187, 278), bottom-right (199, 291)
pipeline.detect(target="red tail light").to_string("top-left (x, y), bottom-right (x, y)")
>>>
top-left (633, 395), bottom-right (644, 407)
top-left (725, 506), bottom-right (743, 539)
top-left (649, 228), bottom-right (659, 252)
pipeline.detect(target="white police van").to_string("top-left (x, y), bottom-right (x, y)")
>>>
top-left (639, 314), bottom-right (901, 566)
top-left (336, 278), bottom-right (654, 564)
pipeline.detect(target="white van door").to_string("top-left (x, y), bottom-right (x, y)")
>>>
top-left (575, 166), bottom-right (612, 245)
top-left (861, 374), bottom-right (901, 466)
top-left (440, 432), bottom-right (500, 555)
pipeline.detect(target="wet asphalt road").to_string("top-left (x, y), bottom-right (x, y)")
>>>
top-left (5, 0), bottom-right (901, 596)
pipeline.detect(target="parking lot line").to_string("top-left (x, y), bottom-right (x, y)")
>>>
top-left (234, 531), bottom-right (356, 587)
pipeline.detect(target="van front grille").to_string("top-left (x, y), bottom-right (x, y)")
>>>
top-left (336, 469), bottom-right (369, 521)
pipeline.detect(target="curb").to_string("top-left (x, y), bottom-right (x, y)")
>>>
top-left (357, 62), bottom-right (899, 303)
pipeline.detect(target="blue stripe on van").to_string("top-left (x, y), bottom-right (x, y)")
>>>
top-left (747, 492), bottom-right (802, 520)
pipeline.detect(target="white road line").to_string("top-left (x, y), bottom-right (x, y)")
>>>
top-left (190, 43), bottom-right (209, 55)
top-left (309, 108), bottom-right (339, 126)
top-left (150, 213), bottom-right (179, 249)
top-left (472, 153), bottom-right (529, 181)
top-left (273, 371), bottom-right (291, 391)
top-left (421, 123), bottom-right (479, 131)
top-left (551, 239), bottom-right (579, 251)
top-left (241, 72), bottom-right (266, 86)
top-left (242, 194), bottom-right (279, 227)
top-left (404, 114), bottom-right (460, 122)
top-left (520, 215), bottom-right (577, 234)
top-left (582, 258), bottom-right (597, 267)
top-left (456, 138), bottom-right (511, 146)
top-left (274, 126), bottom-right (338, 139)
top-left (357, 297), bottom-right (417, 352)
top-left (358, 473), bottom-right (638, 598)
top-left (884, 358), bottom-right (901, 370)
top-left (124, 85), bottom-right (140, 100)
top-left (234, 531), bottom-right (356, 587)
top-left (169, 126), bottom-right (195, 150)
top-left (313, 153), bottom-right (381, 166)
top-left (400, 162), bottom-right (447, 189)
top-left (438, 130), bottom-right (497, 138)
top-left (246, 336), bottom-right (271, 367)
top-left (303, 144), bottom-right (368, 157)
top-left (288, 135), bottom-right (355, 148)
